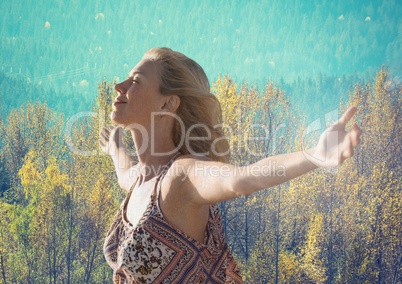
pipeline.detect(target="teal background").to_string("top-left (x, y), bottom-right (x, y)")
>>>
top-left (1, 0), bottom-right (401, 119)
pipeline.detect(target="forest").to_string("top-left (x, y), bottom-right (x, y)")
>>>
top-left (0, 67), bottom-right (400, 283)
top-left (1, 0), bottom-right (401, 282)
top-left (1, 0), bottom-right (401, 114)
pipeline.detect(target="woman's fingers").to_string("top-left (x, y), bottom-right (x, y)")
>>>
top-left (338, 106), bottom-right (357, 127)
top-left (99, 135), bottom-right (107, 153)
top-left (343, 144), bottom-right (354, 160)
top-left (110, 126), bottom-right (124, 144)
top-left (99, 129), bottom-right (107, 140)
top-left (99, 131), bottom-right (108, 141)
top-left (350, 124), bottom-right (362, 147)
top-left (340, 123), bottom-right (361, 162)
top-left (99, 126), bottom-right (117, 154)
top-left (99, 125), bottom-right (124, 154)
top-left (100, 126), bottom-right (116, 141)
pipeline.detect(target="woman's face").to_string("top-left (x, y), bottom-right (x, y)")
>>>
top-left (111, 58), bottom-right (165, 128)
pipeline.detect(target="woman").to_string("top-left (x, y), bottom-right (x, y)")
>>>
top-left (100, 47), bottom-right (362, 283)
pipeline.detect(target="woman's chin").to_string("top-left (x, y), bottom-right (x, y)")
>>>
top-left (110, 111), bottom-right (124, 125)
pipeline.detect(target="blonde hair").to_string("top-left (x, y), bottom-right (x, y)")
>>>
top-left (144, 47), bottom-right (230, 163)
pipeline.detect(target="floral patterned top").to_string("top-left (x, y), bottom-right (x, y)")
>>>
top-left (103, 154), bottom-right (243, 283)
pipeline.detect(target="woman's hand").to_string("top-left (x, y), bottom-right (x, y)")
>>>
top-left (99, 126), bottom-right (124, 156)
top-left (99, 126), bottom-right (138, 191)
top-left (312, 106), bottom-right (362, 167)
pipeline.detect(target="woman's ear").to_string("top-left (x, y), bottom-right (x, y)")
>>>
top-left (161, 95), bottom-right (180, 113)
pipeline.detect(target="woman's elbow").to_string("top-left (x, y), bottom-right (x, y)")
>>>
top-left (231, 178), bottom-right (255, 197)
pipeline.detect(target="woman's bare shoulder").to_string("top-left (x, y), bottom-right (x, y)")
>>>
top-left (171, 154), bottom-right (211, 177)
top-left (163, 154), bottom-right (209, 184)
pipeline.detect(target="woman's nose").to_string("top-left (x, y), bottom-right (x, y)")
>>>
top-left (114, 81), bottom-right (126, 94)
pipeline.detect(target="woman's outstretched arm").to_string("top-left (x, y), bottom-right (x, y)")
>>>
top-left (174, 106), bottom-right (362, 204)
top-left (99, 126), bottom-right (138, 192)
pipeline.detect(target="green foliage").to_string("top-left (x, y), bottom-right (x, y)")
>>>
top-left (216, 68), bottom-right (401, 283)
top-left (0, 82), bottom-right (118, 283)
top-left (0, 69), bottom-right (401, 282)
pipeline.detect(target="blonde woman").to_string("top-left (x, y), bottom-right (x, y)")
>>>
top-left (100, 47), bottom-right (362, 283)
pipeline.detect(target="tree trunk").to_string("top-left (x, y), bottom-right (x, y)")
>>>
top-left (274, 185), bottom-right (281, 284)
top-left (0, 252), bottom-right (7, 284)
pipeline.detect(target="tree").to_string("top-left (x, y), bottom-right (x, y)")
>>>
top-left (301, 213), bottom-right (327, 283)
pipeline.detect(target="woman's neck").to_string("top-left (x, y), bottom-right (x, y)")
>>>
top-left (129, 126), bottom-right (179, 181)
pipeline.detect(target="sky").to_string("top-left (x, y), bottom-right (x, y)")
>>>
top-left (0, 0), bottom-right (401, 111)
